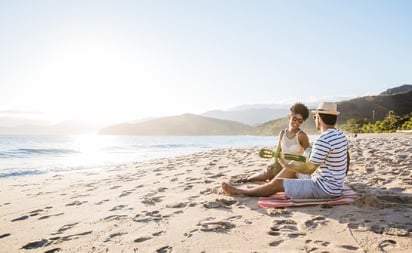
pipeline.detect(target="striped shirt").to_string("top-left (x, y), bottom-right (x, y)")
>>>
top-left (310, 128), bottom-right (348, 196)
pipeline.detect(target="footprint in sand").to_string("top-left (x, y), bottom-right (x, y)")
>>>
top-left (198, 220), bottom-right (236, 232)
top-left (157, 187), bottom-right (168, 192)
top-left (166, 202), bottom-right (188, 208)
top-left (38, 213), bottom-right (64, 220)
top-left (133, 210), bottom-right (162, 223)
top-left (133, 231), bottom-right (164, 244)
top-left (367, 222), bottom-right (411, 236)
top-left (11, 215), bottom-right (29, 222)
top-left (141, 196), bottom-right (164, 205)
top-left (269, 219), bottom-right (306, 238)
top-left (304, 239), bottom-right (331, 252)
top-left (339, 245), bottom-right (360, 251)
top-left (304, 216), bottom-right (328, 229)
top-left (95, 199), bottom-right (110, 205)
top-left (52, 223), bottom-right (78, 235)
top-left (156, 245), bottom-right (173, 253)
top-left (44, 248), bottom-right (62, 253)
top-left (109, 185), bottom-right (122, 190)
top-left (103, 215), bottom-right (128, 222)
top-left (268, 219), bottom-right (307, 246)
top-left (29, 209), bottom-right (44, 217)
top-left (184, 217), bottom-right (236, 237)
top-left (202, 198), bottom-right (238, 209)
top-left (266, 208), bottom-right (293, 217)
top-left (0, 233), bottom-right (11, 239)
top-left (208, 172), bottom-right (225, 179)
top-left (48, 230), bottom-right (92, 245)
top-left (134, 236), bottom-right (152, 242)
top-left (200, 188), bottom-right (213, 195)
top-left (185, 176), bottom-right (201, 182)
top-left (378, 239), bottom-right (397, 252)
top-left (109, 205), bottom-right (127, 211)
top-left (104, 232), bottom-right (128, 243)
top-left (119, 191), bottom-right (133, 198)
top-left (65, 200), bottom-right (88, 206)
top-left (183, 184), bottom-right (193, 190)
top-left (21, 239), bottom-right (49, 249)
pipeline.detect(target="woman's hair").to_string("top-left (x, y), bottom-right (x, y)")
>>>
top-left (318, 113), bottom-right (337, 125)
top-left (290, 103), bottom-right (309, 121)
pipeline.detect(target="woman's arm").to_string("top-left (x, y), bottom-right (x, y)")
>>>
top-left (298, 131), bottom-right (310, 150)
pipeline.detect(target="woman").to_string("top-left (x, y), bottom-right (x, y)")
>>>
top-left (237, 102), bottom-right (310, 183)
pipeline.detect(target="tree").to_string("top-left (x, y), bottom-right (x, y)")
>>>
top-left (376, 111), bottom-right (401, 132)
top-left (345, 111), bottom-right (411, 133)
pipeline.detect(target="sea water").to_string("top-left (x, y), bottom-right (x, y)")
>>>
top-left (0, 135), bottom-right (283, 178)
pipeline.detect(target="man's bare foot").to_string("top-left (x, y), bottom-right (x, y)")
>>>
top-left (221, 182), bottom-right (246, 195)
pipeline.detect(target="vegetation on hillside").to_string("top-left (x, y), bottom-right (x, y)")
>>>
top-left (99, 85), bottom-right (411, 136)
top-left (341, 111), bottom-right (412, 133)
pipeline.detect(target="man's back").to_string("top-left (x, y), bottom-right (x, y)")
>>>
top-left (310, 128), bottom-right (348, 196)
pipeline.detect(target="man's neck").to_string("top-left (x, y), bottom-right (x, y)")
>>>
top-left (320, 125), bottom-right (335, 134)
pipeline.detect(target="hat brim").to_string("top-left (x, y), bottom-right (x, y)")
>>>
top-left (311, 109), bottom-right (340, 115)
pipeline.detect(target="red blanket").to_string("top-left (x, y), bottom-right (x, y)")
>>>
top-left (258, 185), bottom-right (357, 208)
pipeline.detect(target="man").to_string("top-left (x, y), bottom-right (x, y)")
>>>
top-left (222, 102), bottom-right (348, 199)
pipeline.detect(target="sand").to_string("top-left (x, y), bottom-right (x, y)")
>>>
top-left (0, 133), bottom-right (411, 253)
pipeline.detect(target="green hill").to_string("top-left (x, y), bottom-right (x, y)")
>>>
top-left (99, 113), bottom-right (253, 135)
top-left (253, 85), bottom-right (412, 135)
top-left (337, 87), bottom-right (412, 123)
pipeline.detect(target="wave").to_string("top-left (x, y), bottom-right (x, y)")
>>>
top-left (0, 135), bottom-right (278, 178)
top-left (0, 169), bottom-right (44, 178)
top-left (0, 148), bottom-right (80, 158)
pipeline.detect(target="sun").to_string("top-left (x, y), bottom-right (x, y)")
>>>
top-left (17, 38), bottom-right (185, 123)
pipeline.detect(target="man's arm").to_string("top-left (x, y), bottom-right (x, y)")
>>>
top-left (278, 158), bottom-right (319, 175)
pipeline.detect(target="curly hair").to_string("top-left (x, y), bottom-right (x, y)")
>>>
top-left (290, 103), bottom-right (309, 121)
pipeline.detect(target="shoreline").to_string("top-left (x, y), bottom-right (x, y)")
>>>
top-left (0, 135), bottom-right (278, 179)
top-left (0, 133), bottom-right (411, 252)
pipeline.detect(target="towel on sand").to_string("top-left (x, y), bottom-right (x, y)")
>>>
top-left (258, 185), bottom-right (356, 208)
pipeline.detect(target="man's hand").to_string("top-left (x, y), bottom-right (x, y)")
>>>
top-left (279, 158), bottom-right (318, 175)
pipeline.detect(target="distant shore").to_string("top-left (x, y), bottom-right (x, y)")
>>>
top-left (0, 133), bottom-right (411, 252)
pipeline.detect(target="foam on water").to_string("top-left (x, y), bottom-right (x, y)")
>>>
top-left (0, 135), bottom-right (284, 178)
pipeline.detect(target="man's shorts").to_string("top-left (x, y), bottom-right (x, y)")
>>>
top-left (283, 179), bottom-right (338, 199)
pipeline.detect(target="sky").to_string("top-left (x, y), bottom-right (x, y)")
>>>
top-left (1, 0), bottom-right (411, 124)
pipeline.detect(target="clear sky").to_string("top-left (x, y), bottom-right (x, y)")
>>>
top-left (1, 0), bottom-right (411, 124)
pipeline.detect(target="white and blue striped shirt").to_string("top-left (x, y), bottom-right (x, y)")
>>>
top-left (310, 128), bottom-right (348, 196)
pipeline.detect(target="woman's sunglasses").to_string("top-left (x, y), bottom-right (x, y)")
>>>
top-left (292, 116), bottom-right (303, 124)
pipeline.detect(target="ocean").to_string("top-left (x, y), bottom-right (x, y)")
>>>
top-left (0, 135), bottom-right (283, 178)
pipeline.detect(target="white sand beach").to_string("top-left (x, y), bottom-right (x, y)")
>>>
top-left (1, 133), bottom-right (411, 252)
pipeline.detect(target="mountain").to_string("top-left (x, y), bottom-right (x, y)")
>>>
top-left (379, 84), bottom-right (412, 95)
top-left (253, 84), bottom-right (412, 135)
top-left (100, 84), bottom-right (412, 136)
top-left (2, 85), bottom-right (410, 136)
top-left (99, 113), bottom-right (253, 135)
top-left (337, 85), bottom-right (412, 123)
top-left (201, 108), bottom-right (289, 126)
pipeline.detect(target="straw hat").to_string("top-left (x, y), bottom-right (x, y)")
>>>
top-left (311, 102), bottom-right (340, 115)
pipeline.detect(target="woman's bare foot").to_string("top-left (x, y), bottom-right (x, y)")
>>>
top-left (233, 177), bottom-right (249, 184)
top-left (221, 182), bottom-right (246, 195)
